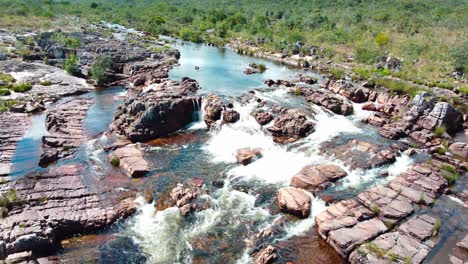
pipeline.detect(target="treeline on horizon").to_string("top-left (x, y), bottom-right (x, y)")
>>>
top-left (0, 0), bottom-right (467, 83)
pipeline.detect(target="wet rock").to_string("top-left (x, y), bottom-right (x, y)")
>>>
top-left (0, 165), bottom-right (136, 260)
top-left (448, 142), bottom-right (468, 159)
top-left (291, 165), bottom-right (347, 192)
top-left (0, 113), bottom-right (31, 176)
top-left (267, 109), bottom-right (314, 144)
top-left (296, 87), bottom-right (353, 116)
top-left (349, 214), bottom-right (439, 264)
top-left (236, 148), bottom-right (262, 165)
top-left (110, 144), bottom-right (150, 177)
top-left (327, 80), bottom-right (369, 103)
top-left (170, 183), bottom-right (206, 217)
top-left (299, 75), bottom-right (317, 84)
top-left (253, 110), bottom-right (273, 125)
top-left (322, 139), bottom-right (397, 169)
top-left (112, 78), bottom-right (201, 142)
top-left (418, 102), bottom-right (463, 134)
top-left (40, 98), bottom-right (93, 166)
top-left (379, 121), bottom-right (412, 140)
top-left (277, 187), bottom-right (311, 218)
top-left (223, 109), bottom-right (240, 123)
top-left (203, 94), bottom-right (224, 129)
top-left (254, 245), bottom-right (278, 264)
top-left (365, 114), bottom-right (388, 127)
top-left (361, 102), bottom-right (376, 111)
top-left (244, 67), bottom-right (261, 75)
top-left (264, 79), bottom-right (275, 87)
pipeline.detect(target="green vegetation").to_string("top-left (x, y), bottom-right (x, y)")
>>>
top-left (0, 99), bottom-right (18, 112)
top-left (375, 33), bottom-right (390, 48)
top-left (371, 204), bottom-right (380, 216)
top-left (388, 252), bottom-right (398, 262)
top-left (91, 55), bottom-right (112, 85)
top-left (432, 220), bottom-right (441, 236)
top-left (441, 164), bottom-right (459, 186)
top-left (110, 157), bottom-right (120, 167)
top-left (64, 54), bottom-right (79, 75)
top-left (51, 32), bottom-right (81, 49)
top-left (0, 189), bottom-right (19, 218)
top-left (10, 82), bottom-right (32, 93)
top-left (403, 256), bottom-right (412, 264)
top-left (0, 73), bottom-right (16, 83)
top-left (257, 63), bottom-right (267, 73)
top-left (375, 78), bottom-right (430, 98)
top-left (365, 243), bottom-right (387, 258)
top-left (39, 80), bottom-right (53, 86)
top-left (434, 126), bottom-right (447, 138)
top-left (0, 89), bottom-right (11, 96)
top-left (329, 67), bottom-right (345, 80)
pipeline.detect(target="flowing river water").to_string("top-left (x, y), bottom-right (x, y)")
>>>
top-left (8, 39), bottom-right (466, 263)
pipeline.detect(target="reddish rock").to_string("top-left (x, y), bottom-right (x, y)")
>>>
top-left (449, 142), bottom-right (468, 159)
top-left (253, 111), bottom-right (273, 125)
top-left (365, 114), bottom-right (388, 127)
top-left (0, 113), bottom-right (31, 176)
top-left (361, 102), bottom-right (376, 111)
top-left (110, 144), bottom-right (150, 177)
top-left (267, 109), bottom-right (314, 144)
top-left (203, 94), bottom-right (224, 128)
top-left (277, 187), bottom-right (311, 218)
top-left (223, 109), bottom-right (240, 123)
top-left (236, 148), bottom-right (262, 165)
top-left (169, 183), bottom-right (206, 216)
top-left (291, 165), bottom-right (347, 192)
top-left (254, 245), bottom-right (278, 264)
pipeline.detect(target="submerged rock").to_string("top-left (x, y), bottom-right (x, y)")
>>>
top-left (112, 78), bottom-right (201, 142)
top-left (277, 187), bottom-right (311, 218)
top-left (170, 182), bottom-right (206, 217)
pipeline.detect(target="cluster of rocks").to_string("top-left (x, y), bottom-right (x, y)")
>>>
top-left (0, 165), bottom-right (136, 262)
top-left (290, 164), bottom-right (347, 193)
top-left (112, 78), bottom-right (201, 142)
top-left (349, 214), bottom-right (439, 263)
top-left (315, 161), bottom-right (455, 261)
top-left (449, 234), bottom-right (468, 264)
top-left (291, 86), bottom-right (353, 115)
top-left (0, 113), bottom-right (30, 176)
top-left (169, 179), bottom-right (207, 216)
top-left (203, 94), bottom-right (240, 129)
top-left (40, 98), bottom-right (93, 166)
top-left (244, 63), bottom-right (267, 75)
top-left (267, 109), bottom-right (314, 144)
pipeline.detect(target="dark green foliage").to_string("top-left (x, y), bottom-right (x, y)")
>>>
top-left (92, 55), bottom-right (112, 85)
top-left (450, 41), bottom-right (468, 73)
top-left (356, 48), bottom-right (380, 64)
top-left (64, 54), bottom-right (79, 75)
top-left (0, 89), bottom-right (11, 96)
top-left (0, 99), bottom-right (18, 112)
top-left (10, 82), bottom-right (32, 93)
top-left (111, 157), bottom-right (120, 166)
top-left (51, 32), bottom-right (80, 49)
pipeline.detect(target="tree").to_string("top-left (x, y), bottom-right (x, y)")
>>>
top-left (92, 56), bottom-right (112, 85)
top-left (375, 33), bottom-right (390, 48)
top-left (90, 3), bottom-right (98, 8)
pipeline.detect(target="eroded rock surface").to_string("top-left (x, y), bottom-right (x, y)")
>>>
top-left (110, 144), bottom-right (150, 177)
top-left (0, 165), bottom-right (136, 260)
top-left (267, 109), bottom-right (314, 144)
top-left (291, 164), bottom-right (347, 192)
top-left (112, 78), bottom-right (201, 142)
top-left (277, 187), bottom-right (311, 218)
top-left (0, 113), bottom-right (30, 176)
top-left (40, 98), bottom-right (93, 166)
top-left (236, 148), bottom-right (263, 165)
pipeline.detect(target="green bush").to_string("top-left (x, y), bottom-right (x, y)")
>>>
top-left (51, 33), bottom-right (81, 49)
top-left (441, 164), bottom-right (459, 186)
top-left (10, 82), bottom-right (32, 93)
top-left (179, 28), bottom-right (203, 43)
top-left (0, 89), bottom-right (11, 96)
top-left (64, 54), bottom-right (79, 75)
top-left (375, 33), bottom-right (390, 48)
top-left (111, 157), bottom-right (120, 166)
top-left (329, 68), bottom-right (345, 80)
top-left (92, 56), bottom-right (112, 85)
top-left (0, 73), bottom-right (16, 84)
top-left (355, 48), bottom-right (380, 64)
top-left (450, 41), bottom-right (467, 73)
top-left (257, 63), bottom-right (267, 73)
top-left (0, 100), bottom-right (18, 112)
top-left (434, 126), bottom-right (446, 137)
top-left (39, 80), bottom-right (53, 86)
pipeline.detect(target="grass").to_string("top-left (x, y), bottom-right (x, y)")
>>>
top-left (0, 189), bottom-right (19, 218)
top-left (257, 63), bottom-right (267, 73)
top-left (365, 243), bottom-right (387, 258)
top-left (329, 67), bottom-right (345, 80)
top-left (434, 126), bottom-right (446, 137)
top-left (39, 80), bottom-right (53, 86)
top-left (371, 204), bottom-right (380, 216)
top-left (0, 99), bottom-right (18, 112)
top-left (403, 256), bottom-right (412, 264)
top-left (110, 157), bottom-right (120, 167)
top-left (432, 220), bottom-right (441, 236)
top-left (388, 252), bottom-right (398, 262)
top-left (0, 89), bottom-right (11, 96)
top-left (293, 87), bottom-right (302, 96)
top-left (375, 78), bottom-right (430, 98)
top-left (10, 82), bottom-right (32, 93)
top-left (0, 73), bottom-right (16, 83)
top-left (441, 164), bottom-right (459, 186)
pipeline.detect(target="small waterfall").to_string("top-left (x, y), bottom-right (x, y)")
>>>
top-left (187, 98), bottom-right (207, 130)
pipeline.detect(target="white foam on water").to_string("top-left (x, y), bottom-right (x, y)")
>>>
top-left (386, 152), bottom-right (414, 179)
top-left (448, 195), bottom-right (464, 206)
top-left (350, 102), bottom-right (374, 122)
top-left (127, 182), bottom-right (272, 264)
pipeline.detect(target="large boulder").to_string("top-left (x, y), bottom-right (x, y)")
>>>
top-left (267, 109), bottom-right (314, 143)
top-left (112, 78), bottom-right (201, 142)
top-left (291, 165), bottom-right (347, 192)
top-left (449, 142), bottom-right (468, 159)
top-left (203, 94), bottom-right (224, 128)
top-left (254, 246), bottom-right (278, 264)
top-left (277, 187), bottom-right (311, 218)
top-left (418, 102), bottom-right (463, 134)
top-left (110, 144), bottom-right (150, 178)
top-left (252, 110), bottom-right (273, 125)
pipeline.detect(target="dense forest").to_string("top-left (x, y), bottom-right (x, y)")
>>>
top-left (0, 0), bottom-right (467, 89)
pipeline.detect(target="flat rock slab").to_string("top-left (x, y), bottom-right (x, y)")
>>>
top-left (349, 214), bottom-right (439, 264)
top-left (111, 144), bottom-right (150, 177)
top-left (277, 187), bottom-right (311, 218)
top-left (40, 98), bottom-right (93, 166)
top-left (0, 164), bottom-right (136, 260)
top-left (291, 164), bottom-right (347, 192)
top-left (0, 113), bottom-right (31, 176)
top-left (236, 148), bottom-right (262, 165)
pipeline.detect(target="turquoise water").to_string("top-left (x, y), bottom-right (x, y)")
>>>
top-left (169, 40), bottom-right (314, 96)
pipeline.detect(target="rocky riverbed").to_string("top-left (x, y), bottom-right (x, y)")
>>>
top-left (0, 23), bottom-right (467, 264)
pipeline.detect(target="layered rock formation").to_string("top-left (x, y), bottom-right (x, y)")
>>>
top-left (109, 144), bottom-right (150, 177)
top-left (40, 98), bottom-right (93, 166)
top-left (277, 187), bottom-right (311, 218)
top-left (0, 113), bottom-right (30, 176)
top-left (291, 165), bottom-right (347, 193)
top-left (267, 109), bottom-right (314, 144)
top-left (112, 78), bottom-right (201, 142)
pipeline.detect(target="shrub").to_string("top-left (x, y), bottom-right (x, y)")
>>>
top-left (375, 33), bottom-right (390, 48)
top-left (450, 41), bottom-right (467, 73)
top-left (257, 63), bottom-right (267, 73)
top-left (441, 164), bottom-right (459, 186)
top-left (92, 56), bottom-right (112, 85)
top-left (293, 87), bottom-right (301, 96)
top-left (39, 80), bottom-right (52, 86)
top-left (352, 67), bottom-right (372, 80)
top-left (64, 54), bottom-right (79, 75)
top-left (10, 82), bottom-right (32, 93)
top-left (0, 73), bottom-right (16, 83)
top-left (0, 89), bottom-right (11, 96)
top-left (432, 220), bottom-right (441, 236)
top-left (0, 100), bottom-right (18, 112)
top-left (179, 28), bottom-right (203, 43)
top-left (371, 204), bottom-right (380, 216)
top-left (111, 157), bottom-right (120, 166)
top-left (90, 2), bottom-right (98, 8)
top-left (355, 48), bottom-right (380, 64)
top-left (366, 243), bottom-right (387, 258)
top-left (329, 68), bottom-right (345, 80)
top-left (434, 126), bottom-right (446, 137)
top-left (51, 33), bottom-right (80, 49)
